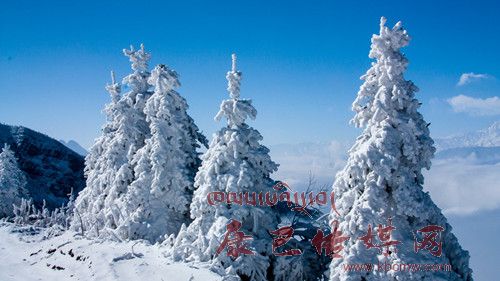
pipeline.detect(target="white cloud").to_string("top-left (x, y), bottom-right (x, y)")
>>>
top-left (447, 94), bottom-right (500, 116)
top-left (457, 72), bottom-right (489, 86)
top-left (271, 141), bottom-right (500, 216)
top-left (423, 157), bottom-right (500, 215)
top-left (269, 141), bottom-right (348, 190)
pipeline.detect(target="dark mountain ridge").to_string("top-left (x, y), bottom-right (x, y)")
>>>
top-left (0, 123), bottom-right (85, 210)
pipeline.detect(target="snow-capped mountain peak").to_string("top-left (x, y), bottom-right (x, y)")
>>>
top-left (59, 140), bottom-right (88, 156)
top-left (435, 120), bottom-right (500, 151)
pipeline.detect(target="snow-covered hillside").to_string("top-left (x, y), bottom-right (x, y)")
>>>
top-left (0, 222), bottom-right (222, 281)
top-left (435, 121), bottom-right (500, 151)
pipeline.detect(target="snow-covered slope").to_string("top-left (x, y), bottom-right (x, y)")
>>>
top-left (59, 140), bottom-right (88, 156)
top-left (0, 222), bottom-right (223, 281)
top-left (435, 120), bottom-right (500, 151)
top-left (0, 123), bottom-right (85, 210)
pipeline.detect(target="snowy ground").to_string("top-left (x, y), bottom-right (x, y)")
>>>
top-left (0, 222), bottom-right (222, 281)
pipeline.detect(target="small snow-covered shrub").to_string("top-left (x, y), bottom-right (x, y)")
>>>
top-left (13, 190), bottom-right (75, 230)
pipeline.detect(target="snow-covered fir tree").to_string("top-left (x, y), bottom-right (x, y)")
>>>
top-left (118, 63), bottom-right (208, 242)
top-left (171, 54), bottom-right (281, 281)
top-left (0, 144), bottom-right (29, 217)
top-left (72, 45), bottom-right (153, 238)
top-left (72, 71), bottom-right (121, 236)
top-left (329, 18), bottom-right (472, 281)
top-left (272, 195), bottom-right (333, 281)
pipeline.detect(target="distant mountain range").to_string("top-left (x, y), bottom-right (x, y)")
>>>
top-left (435, 121), bottom-right (500, 151)
top-left (1, 120), bottom-right (497, 212)
top-left (59, 139), bottom-right (88, 156)
top-left (434, 146), bottom-right (500, 165)
top-left (0, 124), bottom-right (85, 210)
top-left (268, 121), bottom-right (500, 194)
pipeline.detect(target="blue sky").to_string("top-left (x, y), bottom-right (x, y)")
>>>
top-left (1, 1), bottom-right (500, 280)
top-left (1, 0), bottom-right (499, 148)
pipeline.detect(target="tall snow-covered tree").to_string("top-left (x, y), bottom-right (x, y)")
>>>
top-left (329, 18), bottom-right (472, 281)
top-left (118, 63), bottom-right (208, 242)
top-left (0, 144), bottom-right (28, 217)
top-left (72, 45), bottom-right (153, 237)
top-left (171, 54), bottom-right (280, 281)
top-left (71, 71), bottom-right (121, 235)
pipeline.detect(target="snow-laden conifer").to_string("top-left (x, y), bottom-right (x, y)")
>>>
top-left (171, 54), bottom-right (279, 281)
top-left (0, 144), bottom-right (28, 217)
top-left (73, 45), bottom-right (153, 237)
top-left (71, 71), bottom-right (121, 235)
top-left (329, 17), bottom-right (472, 281)
top-left (118, 64), bottom-right (208, 242)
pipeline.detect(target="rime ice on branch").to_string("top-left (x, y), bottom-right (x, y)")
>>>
top-left (227, 54), bottom-right (241, 99)
top-left (329, 17), bottom-right (472, 281)
top-left (215, 54), bottom-right (256, 128)
top-left (106, 71), bottom-right (120, 103)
